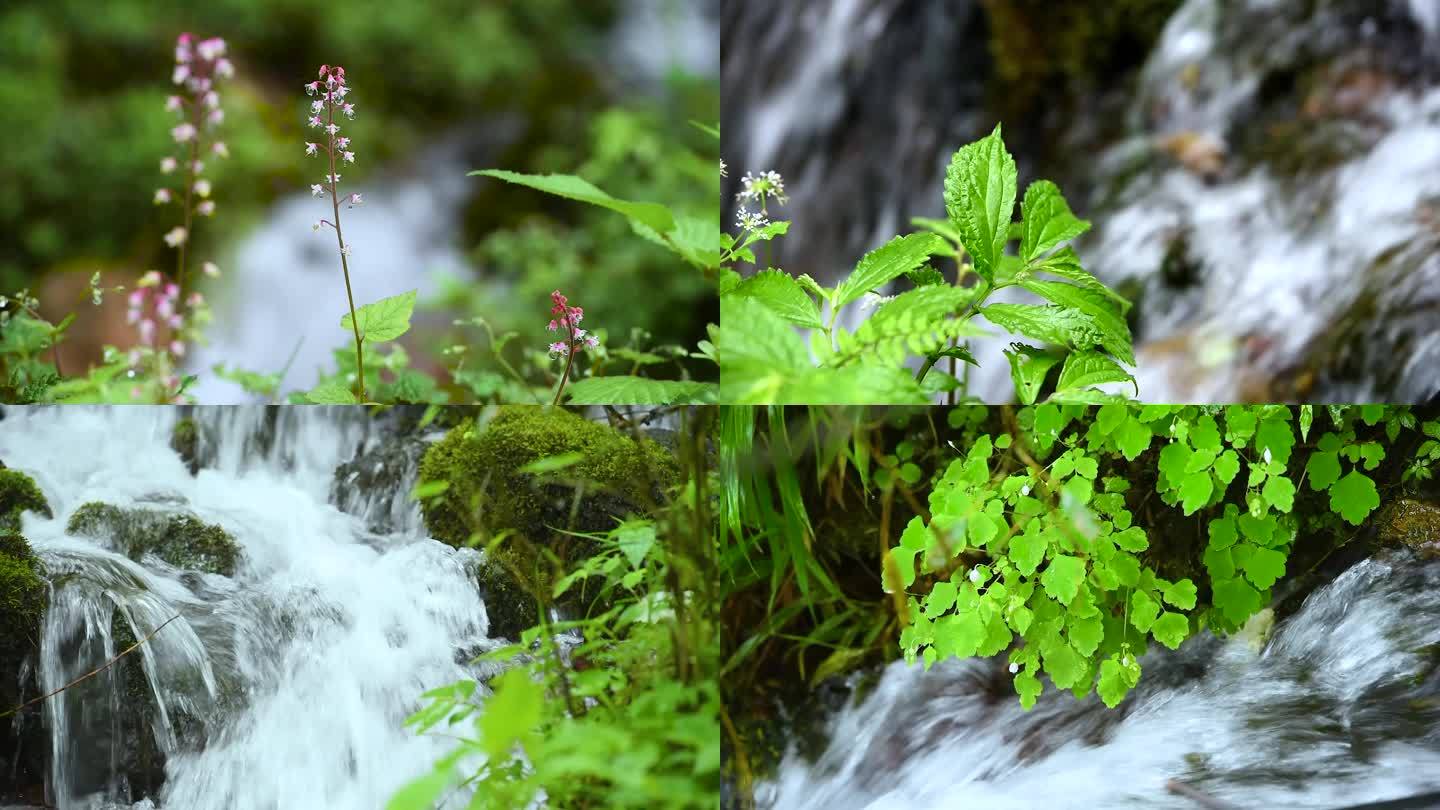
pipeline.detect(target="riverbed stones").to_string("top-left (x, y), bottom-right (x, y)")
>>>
top-left (66, 502), bottom-right (241, 576)
top-left (1375, 499), bottom-right (1440, 559)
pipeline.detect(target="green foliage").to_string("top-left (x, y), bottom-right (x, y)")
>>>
top-left (341, 289), bottom-right (417, 345)
top-left (720, 126), bottom-right (1135, 404)
top-left (890, 403), bottom-right (1430, 711)
top-left (394, 408), bottom-right (716, 809)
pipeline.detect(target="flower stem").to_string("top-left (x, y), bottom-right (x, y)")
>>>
top-left (551, 323), bottom-right (577, 406)
top-left (176, 103), bottom-right (201, 299)
top-left (326, 96), bottom-right (365, 402)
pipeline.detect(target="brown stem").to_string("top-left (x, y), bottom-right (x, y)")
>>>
top-left (177, 101), bottom-right (202, 301)
top-left (326, 91), bottom-right (365, 402)
top-left (0, 614), bottom-right (182, 720)
top-left (550, 321), bottom-right (577, 406)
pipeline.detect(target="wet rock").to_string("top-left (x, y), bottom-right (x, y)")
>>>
top-left (0, 532), bottom-right (48, 803)
top-left (1156, 131), bottom-right (1226, 180)
top-left (330, 431), bottom-right (433, 534)
top-left (0, 467), bottom-right (52, 532)
top-left (66, 502), bottom-right (241, 576)
top-left (1375, 498), bottom-right (1440, 558)
top-left (169, 416), bottom-right (211, 477)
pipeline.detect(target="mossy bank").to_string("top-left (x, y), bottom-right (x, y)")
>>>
top-left (418, 407), bottom-right (679, 637)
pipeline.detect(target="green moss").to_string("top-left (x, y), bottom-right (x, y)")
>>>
top-left (418, 406), bottom-right (680, 549)
top-left (0, 467), bottom-right (52, 532)
top-left (170, 417), bottom-right (204, 475)
top-left (0, 531), bottom-right (45, 657)
top-left (66, 501), bottom-right (240, 576)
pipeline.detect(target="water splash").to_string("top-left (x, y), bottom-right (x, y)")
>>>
top-left (0, 407), bottom-right (489, 809)
top-left (762, 553), bottom-right (1440, 809)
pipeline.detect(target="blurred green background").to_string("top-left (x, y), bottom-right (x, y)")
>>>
top-left (0, 0), bottom-right (718, 389)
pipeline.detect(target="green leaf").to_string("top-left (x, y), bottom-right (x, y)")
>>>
top-left (1054, 350), bottom-right (1136, 394)
top-left (1208, 514), bottom-right (1238, 549)
top-left (1212, 450), bottom-right (1241, 485)
top-left (1262, 474), bottom-right (1296, 513)
top-left (943, 123), bottom-right (1017, 281)
top-left (1097, 655), bottom-right (1140, 708)
top-left (1243, 546), bottom-right (1287, 589)
top-left (469, 169), bottom-right (675, 234)
top-left (981, 303), bottom-right (1101, 350)
top-left (385, 770), bottom-right (452, 810)
top-left (306, 382), bottom-right (358, 404)
top-left (410, 480), bottom-right (450, 501)
top-left (1018, 280), bottom-right (1134, 365)
top-left (563, 377), bottom-right (716, 405)
top-left (517, 452), bottom-right (586, 474)
top-left (1068, 614), bottom-right (1105, 657)
top-left (1162, 578), bottom-right (1198, 610)
top-left (1040, 554), bottom-right (1086, 605)
top-left (1015, 669), bottom-right (1043, 709)
top-left (1212, 577), bottom-right (1263, 625)
top-left (1010, 529), bottom-right (1047, 576)
top-left (833, 233), bottom-right (946, 310)
top-left (1329, 470), bottom-right (1380, 525)
top-left (1130, 590), bottom-right (1160, 632)
top-left (615, 522), bottom-right (656, 569)
top-left (1299, 404), bottom-right (1314, 441)
top-left (934, 611), bottom-right (985, 659)
top-left (1306, 450), bottom-right (1341, 491)
top-left (1042, 641), bottom-right (1085, 689)
top-left (1020, 181), bottom-right (1091, 263)
top-left (1113, 526), bottom-right (1149, 552)
top-left (1028, 248), bottom-right (1128, 309)
top-left (1005, 345), bottom-right (1063, 405)
top-left (1151, 612), bottom-right (1189, 650)
top-left (341, 289), bottom-right (417, 344)
top-left (1115, 418), bottom-right (1152, 461)
top-left (478, 668), bottom-right (542, 757)
top-left (925, 581), bottom-right (958, 618)
top-left (1179, 471), bottom-right (1213, 515)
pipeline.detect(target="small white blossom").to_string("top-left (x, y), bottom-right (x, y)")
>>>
top-left (1262, 447), bottom-right (1272, 464)
top-left (305, 142), bottom-right (319, 156)
top-left (310, 99), bottom-right (325, 114)
top-left (202, 261), bottom-right (221, 278)
top-left (342, 150), bottom-right (355, 163)
top-left (735, 208), bottom-right (769, 233)
top-left (327, 173), bottom-right (341, 183)
top-left (153, 188), bottom-right (172, 204)
top-left (215, 58), bottom-right (235, 79)
top-left (735, 169), bottom-right (788, 206)
top-left (211, 141), bottom-right (229, 158)
top-left (308, 115), bottom-right (323, 128)
top-left (968, 568), bottom-right (981, 583)
top-left (311, 184), bottom-right (324, 197)
top-left (325, 123), bottom-right (340, 135)
top-left (347, 193), bottom-right (363, 207)
top-left (163, 227), bottom-right (188, 247)
top-left (165, 95), bottom-right (183, 112)
top-left (196, 200), bottom-right (215, 216)
top-left (171, 123), bottom-right (197, 143)
top-left (1009, 663), bottom-right (1019, 674)
top-left (193, 179), bottom-right (211, 197)
top-left (160, 156), bottom-right (178, 174)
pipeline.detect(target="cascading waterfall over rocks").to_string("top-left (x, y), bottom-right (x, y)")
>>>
top-left (760, 551), bottom-right (1440, 810)
top-left (0, 406), bottom-right (496, 809)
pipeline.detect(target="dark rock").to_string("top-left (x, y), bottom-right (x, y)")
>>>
top-left (66, 502), bottom-right (241, 576)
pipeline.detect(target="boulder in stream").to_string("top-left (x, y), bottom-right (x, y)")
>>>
top-left (0, 467), bottom-right (52, 532)
top-left (1376, 498), bottom-right (1440, 559)
top-left (66, 502), bottom-right (241, 576)
top-left (0, 531), bottom-right (48, 803)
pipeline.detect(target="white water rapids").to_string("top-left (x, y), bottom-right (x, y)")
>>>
top-left (761, 552), bottom-right (1440, 810)
top-left (0, 407), bottom-right (490, 809)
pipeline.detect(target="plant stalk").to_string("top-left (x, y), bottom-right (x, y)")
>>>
top-left (325, 94), bottom-right (365, 402)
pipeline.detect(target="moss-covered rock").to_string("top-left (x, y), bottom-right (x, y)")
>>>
top-left (0, 467), bottom-right (52, 532)
top-left (1376, 499), bottom-right (1440, 559)
top-left (0, 531), bottom-right (47, 800)
top-left (419, 406), bottom-right (679, 548)
top-left (67, 502), bottom-right (241, 576)
top-left (419, 407), bottom-right (679, 638)
top-left (170, 416), bottom-right (209, 476)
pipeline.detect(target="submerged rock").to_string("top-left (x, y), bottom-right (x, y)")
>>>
top-left (66, 502), bottom-right (241, 576)
top-left (169, 416), bottom-right (212, 477)
top-left (0, 467), bottom-right (52, 532)
top-left (1376, 498), bottom-right (1440, 558)
top-left (418, 407), bottom-right (679, 638)
top-left (331, 431), bottom-right (432, 535)
top-left (0, 531), bottom-right (48, 802)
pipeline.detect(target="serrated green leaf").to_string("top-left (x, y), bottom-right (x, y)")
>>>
top-left (1005, 345), bottom-right (1063, 405)
top-left (1151, 612), bottom-right (1189, 650)
top-left (1018, 280), bottom-right (1134, 365)
top-left (834, 233), bottom-right (946, 309)
top-left (981, 303), bottom-right (1101, 350)
top-left (1042, 640), bottom-right (1086, 689)
top-left (1242, 546), bottom-right (1287, 589)
top-left (1306, 450), bottom-right (1341, 491)
top-left (1179, 470), bottom-right (1213, 515)
top-left (1097, 655), bottom-right (1140, 708)
top-left (1162, 578), bottom-right (1198, 610)
top-left (1212, 577), bottom-right (1263, 625)
top-left (1040, 554), bottom-right (1086, 605)
top-left (1115, 418), bottom-right (1152, 461)
top-left (1054, 350), bottom-right (1136, 394)
top-left (1015, 669), bottom-right (1043, 709)
top-left (1130, 590), bottom-right (1160, 632)
top-left (943, 124), bottom-right (1016, 281)
top-left (341, 289), bottom-right (417, 344)
top-left (1263, 474), bottom-right (1296, 513)
top-left (1212, 449), bottom-right (1241, 485)
top-left (1020, 182), bottom-right (1091, 263)
top-left (1010, 529), bottom-right (1047, 576)
top-left (925, 581), bottom-right (958, 618)
top-left (306, 382), bottom-right (359, 404)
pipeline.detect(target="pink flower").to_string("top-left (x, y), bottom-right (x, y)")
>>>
top-left (170, 340), bottom-right (187, 357)
top-left (549, 342), bottom-right (569, 357)
top-left (172, 64), bottom-right (190, 85)
top-left (139, 319), bottom-right (156, 345)
top-left (327, 173), bottom-right (341, 183)
top-left (325, 123), bottom-right (340, 135)
top-left (188, 292), bottom-right (206, 306)
top-left (165, 95), bottom-right (183, 112)
top-left (211, 141), bottom-right (229, 158)
top-left (193, 179), bottom-right (211, 197)
top-left (196, 200), bottom-right (216, 216)
top-left (343, 150), bottom-right (355, 163)
top-left (191, 160), bottom-right (205, 174)
top-left (203, 90), bottom-right (220, 109)
top-left (171, 123), bottom-right (197, 143)
top-left (310, 99), bottom-right (324, 114)
top-left (207, 108), bottom-right (224, 126)
top-left (160, 156), bottom-right (178, 173)
top-left (342, 103), bottom-right (355, 119)
top-left (215, 59), bottom-right (235, 79)
top-left (305, 82), bottom-right (320, 95)
top-left (308, 115), bottom-right (323, 128)
top-left (311, 184), bottom-right (324, 197)
top-left (163, 227), bottom-right (188, 247)
top-left (347, 193), bottom-right (363, 207)
top-left (336, 137), bottom-right (351, 149)
top-left (139, 271), bottom-right (163, 287)
top-left (197, 37), bottom-right (226, 61)
top-left (202, 262), bottom-right (220, 278)
top-left (154, 188), bottom-right (172, 204)
top-left (305, 142), bottom-right (318, 156)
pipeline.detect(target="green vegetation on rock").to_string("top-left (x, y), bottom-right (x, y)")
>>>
top-left (0, 467), bottom-right (52, 532)
top-left (0, 531), bottom-right (45, 656)
top-left (66, 501), bottom-right (240, 576)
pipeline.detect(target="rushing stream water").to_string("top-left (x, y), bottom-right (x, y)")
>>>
top-left (723, 0), bottom-right (1440, 402)
top-left (0, 407), bottom-right (490, 809)
top-left (760, 551), bottom-right (1440, 810)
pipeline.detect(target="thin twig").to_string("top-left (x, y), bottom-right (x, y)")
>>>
top-left (0, 613), bottom-right (183, 720)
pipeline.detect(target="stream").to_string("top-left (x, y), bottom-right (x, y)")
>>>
top-left (759, 551), bottom-right (1440, 810)
top-left (722, 0), bottom-right (1440, 402)
top-left (0, 407), bottom-right (490, 809)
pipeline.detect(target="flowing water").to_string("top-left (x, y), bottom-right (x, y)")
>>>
top-left (723, 0), bottom-right (1440, 402)
top-left (761, 552), bottom-right (1440, 810)
top-left (0, 407), bottom-right (491, 809)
